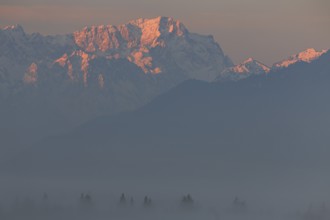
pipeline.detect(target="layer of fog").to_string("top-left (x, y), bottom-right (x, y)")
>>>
top-left (1, 52), bottom-right (330, 220)
top-left (1, 180), bottom-right (329, 220)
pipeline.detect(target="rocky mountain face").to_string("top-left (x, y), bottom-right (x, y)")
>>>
top-left (70, 17), bottom-right (232, 82)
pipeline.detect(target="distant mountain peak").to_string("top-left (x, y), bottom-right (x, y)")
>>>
top-left (242, 57), bottom-right (255, 64)
top-left (273, 48), bottom-right (327, 69)
top-left (216, 58), bottom-right (270, 81)
top-left (128, 16), bottom-right (188, 37)
top-left (232, 58), bottom-right (270, 74)
top-left (296, 48), bottom-right (327, 62)
top-left (0, 24), bottom-right (26, 39)
top-left (1, 24), bottom-right (24, 31)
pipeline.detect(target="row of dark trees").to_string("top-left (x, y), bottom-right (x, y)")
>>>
top-left (117, 193), bottom-right (163, 208)
top-left (2, 192), bottom-right (247, 213)
top-left (79, 192), bottom-right (246, 211)
top-left (78, 192), bottom-right (196, 208)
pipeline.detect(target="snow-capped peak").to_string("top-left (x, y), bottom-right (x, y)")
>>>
top-left (128, 16), bottom-right (188, 37)
top-left (242, 57), bottom-right (255, 64)
top-left (1, 24), bottom-right (25, 34)
top-left (233, 58), bottom-right (270, 74)
top-left (216, 58), bottom-right (270, 81)
top-left (273, 48), bottom-right (327, 69)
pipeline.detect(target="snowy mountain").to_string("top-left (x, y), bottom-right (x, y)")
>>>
top-left (0, 17), bottom-right (233, 115)
top-left (0, 17), bottom-right (231, 90)
top-left (216, 58), bottom-right (270, 81)
top-left (0, 17), bottom-right (328, 158)
top-left (273, 48), bottom-right (327, 69)
top-left (0, 17), bottom-right (233, 154)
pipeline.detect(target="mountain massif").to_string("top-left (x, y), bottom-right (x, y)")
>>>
top-left (0, 17), bottom-right (233, 153)
top-left (0, 17), bottom-right (232, 105)
top-left (0, 16), bottom-right (328, 159)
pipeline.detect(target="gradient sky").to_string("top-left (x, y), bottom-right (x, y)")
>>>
top-left (0, 0), bottom-right (329, 65)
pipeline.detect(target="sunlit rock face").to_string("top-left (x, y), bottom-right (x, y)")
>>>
top-left (71, 16), bottom-right (230, 81)
top-left (273, 48), bottom-right (327, 69)
top-left (23, 63), bottom-right (38, 85)
top-left (73, 17), bottom-right (187, 52)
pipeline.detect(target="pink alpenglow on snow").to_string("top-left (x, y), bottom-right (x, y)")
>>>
top-left (273, 48), bottom-right (328, 69)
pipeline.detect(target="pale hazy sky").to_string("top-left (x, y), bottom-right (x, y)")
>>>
top-left (0, 0), bottom-right (329, 65)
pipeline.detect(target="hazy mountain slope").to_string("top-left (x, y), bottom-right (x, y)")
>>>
top-left (5, 51), bottom-right (330, 184)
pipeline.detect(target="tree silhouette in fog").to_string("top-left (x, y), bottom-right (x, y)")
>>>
top-left (143, 196), bottom-right (152, 207)
top-left (231, 196), bottom-right (247, 213)
top-left (79, 193), bottom-right (93, 209)
top-left (181, 194), bottom-right (194, 209)
top-left (118, 193), bottom-right (127, 207)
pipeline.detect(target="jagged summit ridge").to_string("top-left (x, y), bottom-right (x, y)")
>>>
top-left (273, 48), bottom-right (328, 69)
top-left (1, 17), bottom-right (230, 82)
top-left (73, 16), bottom-right (188, 52)
top-left (70, 16), bottom-right (230, 81)
top-left (128, 16), bottom-right (188, 37)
